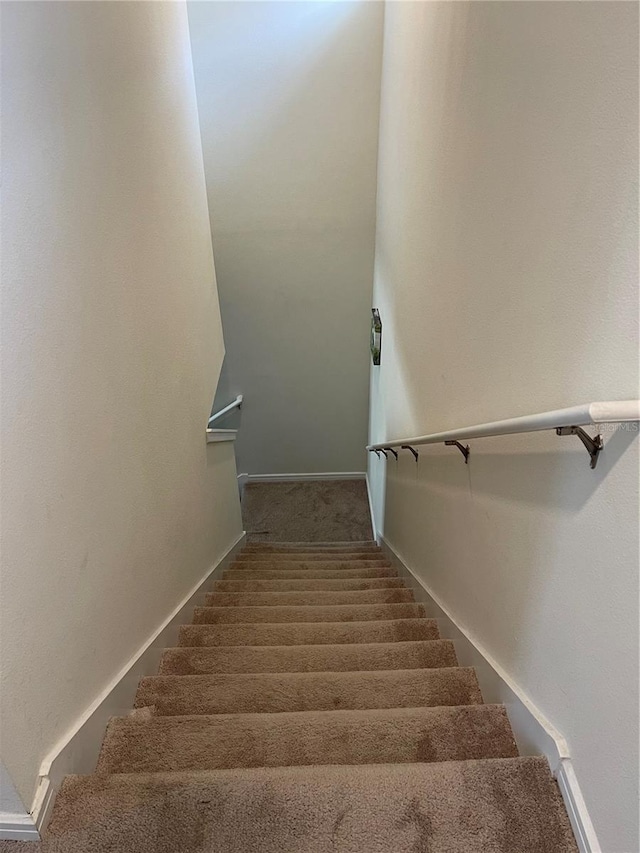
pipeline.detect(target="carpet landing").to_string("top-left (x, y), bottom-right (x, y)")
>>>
top-left (5, 543), bottom-right (577, 852)
top-left (241, 480), bottom-right (373, 542)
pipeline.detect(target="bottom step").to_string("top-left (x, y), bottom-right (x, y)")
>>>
top-left (46, 757), bottom-right (577, 852)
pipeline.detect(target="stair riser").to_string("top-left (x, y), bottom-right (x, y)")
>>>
top-left (159, 640), bottom-right (457, 674)
top-left (244, 544), bottom-right (379, 548)
top-left (135, 668), bottom-right (482, 716)
top-left (238, 553), bottom-right (384, 559)
top-left (204, 589), bottom-right (414, 607)
top-left (212, 578), bottom-right (405, 592)
top-left (192, 603), bottom-right (426, 624)
top-left (223, 568), bottom-right (398, 579)
top-left (238, 551), bottom-right (384, 562)
top-left (178, 618), bottom-right (440, 647)
top-left (230, 561), bottom-right (390, 571)
top-left (97, 705), bottom-right (518, 774)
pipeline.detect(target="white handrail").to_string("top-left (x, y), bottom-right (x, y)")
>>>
top-left (208, 394), bottom-right (243, 426)
top-left (367, 401), bottom-right (640, 450)
top-left (367, 400), bottom-right (640, 469)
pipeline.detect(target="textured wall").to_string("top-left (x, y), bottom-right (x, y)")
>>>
top-left (188, 1), bottom-right (384, 474)
top-left (368, 3), bottom-right (639, 850)
top-left (1, 0), bottom-right (242, 806)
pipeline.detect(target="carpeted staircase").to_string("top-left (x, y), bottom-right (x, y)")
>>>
top-left (31, 542), bottom-right (577, 852)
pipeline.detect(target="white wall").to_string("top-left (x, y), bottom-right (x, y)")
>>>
top-left (0, 763), bottom-right (27, 816)
top-left (188, 1), bottom-right (383, 475)
top-left (369, 3), bottom-right (638, 851)
top-left (1, 0), bottom-right (243, 808)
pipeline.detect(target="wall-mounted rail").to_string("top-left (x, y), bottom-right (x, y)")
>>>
top-left (208, 394), bottom-right (243, 426)
top-left (367, 400), bottom-right (640, 469)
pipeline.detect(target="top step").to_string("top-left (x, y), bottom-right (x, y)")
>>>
top-left (235, 554), bottom-right (385, 564)
top-left (243, 542), bottom-right (379, 552)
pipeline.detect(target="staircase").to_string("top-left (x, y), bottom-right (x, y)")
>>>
top-left (40, 542), bottom-right (577, 852)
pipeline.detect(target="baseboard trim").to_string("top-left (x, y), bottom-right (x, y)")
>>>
top-left (29, 531), bottom-right (246, 835)
top-left (556, 760), bottom-right (602, 853)
top-left (237, 473), bottom-right (249, 499)
top-left (0, 813), bottom-right (40, 842)
top-left (365, 473), bottom-right (377, 542)
top-left (379, 535), bottom-right (600, 853)
top-left (237, 472), bottom-right (366, 483)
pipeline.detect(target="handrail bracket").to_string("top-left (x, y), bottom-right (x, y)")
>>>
top-left (401, 445), bottom-right (419, 461)
top-left (556, 426), bottom-right (603, 469)
top-left (445, 440), bottom-right (470, 463)
top-left (384, 447), bottom-right (399, 460)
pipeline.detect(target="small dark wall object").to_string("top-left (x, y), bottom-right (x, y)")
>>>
top-left (445, 440), bottom-right (470, 463)
top-left (371, 308), bottom-right (382, 365)
top-left (401, 445), bottom-right (419, 461)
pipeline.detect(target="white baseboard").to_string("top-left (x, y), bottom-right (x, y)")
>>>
top-left (27, 531), bottom-right (246, 837)
top-left (237, 472), bottom-right (366, 483)
top-left (237, 473), bottom-right (249, 499)
top-left (379, 535), bottom-right (600, 853)
top-left (0, 813), bottom-right (40, 842)
top-left (556, 760), bottom-right (602, 853)
top-left (365, 473), bottom-right (377, 542)
top-left (0, 764), bottom-right (39, 841)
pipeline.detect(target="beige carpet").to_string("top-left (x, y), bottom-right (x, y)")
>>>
top-left (241, 480), bottom-right (373, 541)
top-left (1, 543), bottom-right (577, 852)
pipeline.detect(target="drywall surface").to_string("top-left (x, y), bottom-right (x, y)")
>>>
top-left (188, 1), bottom-right (383, 474)
top-left (0, 762), bottom-right (27, 816)
top-left (368, 2), bottom-right (639, 850)
top-left (1, 0), bottom-right (242, 807)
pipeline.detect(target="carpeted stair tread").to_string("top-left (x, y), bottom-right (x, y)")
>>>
top-left (44, 758), bottom-right (577, 853)
top-left (178, 617), bottom-right (441, 647)
top-left (158, 639), bottom-right (457, 674)
top-left (223, 566), bottom-right (398, 579)
top-left (235, 556), bottom-right (386, 565)
top-left (230, 560), bottom-right (391, 571)
top-left (204, 588), bottom-right (414, 607)
top-left (97, 704), bottom-right (518, 773)
top-left (233, 553), bottom-right (387, 563)
top-left (213, 577), bottom-right (405, 592)
top-left (134, 667), bottom-right (482, 715)
top-left (242, 541), bottom-right (378, 551)
top-left (193, 602), bottom-right (426, 624)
